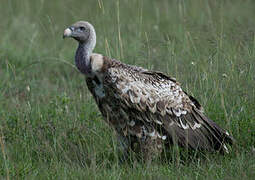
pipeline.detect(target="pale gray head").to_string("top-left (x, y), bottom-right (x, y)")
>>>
top-left (63, 21), bottom-right (96, 50)
top-left (63, 21), bottom-right (97, 75)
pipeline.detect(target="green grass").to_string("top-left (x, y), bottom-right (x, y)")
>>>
top-left (0, 0), bottom-right (255, 179)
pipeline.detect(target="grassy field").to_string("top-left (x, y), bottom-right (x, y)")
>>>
top-left (0, 0), bottom-right (255, 179)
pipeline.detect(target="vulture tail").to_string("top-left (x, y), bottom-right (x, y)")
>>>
top-left (191, 108), bottom-right (234, 153)
top-left (163, 108), bottom-right (234, 154)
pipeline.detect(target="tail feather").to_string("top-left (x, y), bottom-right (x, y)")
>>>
top-left (162, 108), bottom-right (234, 154)
top-left (192, 108), bottom-right (234, 153)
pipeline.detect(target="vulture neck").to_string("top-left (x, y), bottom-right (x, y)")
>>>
top-left (75, 28), bottom-right (96, 76)
top-left (75, 42), bottom-right (93, 75)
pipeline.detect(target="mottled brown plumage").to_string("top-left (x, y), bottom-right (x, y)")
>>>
top-left (63, 21), bottom-right (234, 162)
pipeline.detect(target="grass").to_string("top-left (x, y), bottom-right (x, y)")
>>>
top-left (0, 0), bottom-right (255, 179)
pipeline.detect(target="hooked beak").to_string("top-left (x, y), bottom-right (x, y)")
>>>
top-left (63, 28), bottom-right (73, 39)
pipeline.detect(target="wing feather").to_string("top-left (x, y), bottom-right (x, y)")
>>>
top-left (107, 66), bottom-right (192, 117)
top-left (104, 61), bottom-right (233, 152)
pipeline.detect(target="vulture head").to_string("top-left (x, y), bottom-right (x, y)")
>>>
top-left (63, 21), bottom-right (96, 49)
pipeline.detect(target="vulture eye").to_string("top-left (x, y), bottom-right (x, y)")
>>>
top-left (79, 27), bottom-right (85, 31)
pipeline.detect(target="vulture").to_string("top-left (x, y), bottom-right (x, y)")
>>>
top-left (63, 21), bottom-right (234, 162)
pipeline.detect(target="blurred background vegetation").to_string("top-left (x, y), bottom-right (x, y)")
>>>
top-left (0, 0), bottom-right (254, 179)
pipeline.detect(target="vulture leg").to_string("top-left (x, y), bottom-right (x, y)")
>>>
top-left (138, 135), bottom-right (163, 164)
top-left (116, 134), bottom-right (132, 163)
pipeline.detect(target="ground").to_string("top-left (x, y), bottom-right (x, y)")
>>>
top-left (0, 0), bottom-right (254, 179)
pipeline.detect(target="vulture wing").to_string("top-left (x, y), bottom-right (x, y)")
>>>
top-left (105, 60), bottom-right (233, 153)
